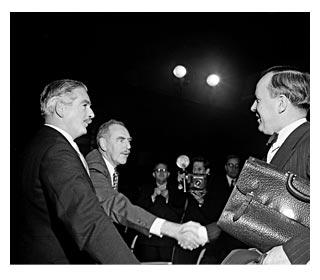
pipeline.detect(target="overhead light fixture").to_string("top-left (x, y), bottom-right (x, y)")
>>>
top-left (173, 65), bottom-right (187, 79)
top-left (206, 74), bottom-right (220, 87)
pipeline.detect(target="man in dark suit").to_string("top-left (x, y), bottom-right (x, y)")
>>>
top-left (199, 66), bottom-right (310, 264)
top-left (172, 156), bottom-right (221, 264)
top-left (14, 79), bottom-right (139, 264)
top-left (85, 119), bottom-right (205, 254)
top-left (250, 66), bottom-right (310, 264)
top-left (134, 162), bottom-right (185, 262)
top-left (201, 155), bottom-right (249, 264)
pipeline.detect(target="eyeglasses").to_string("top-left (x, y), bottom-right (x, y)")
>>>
top-left (155, 168), bottom-right (167, 173)
top-left (227, 163), bottom-right (240, 169)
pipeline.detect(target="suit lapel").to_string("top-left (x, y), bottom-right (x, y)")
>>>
top-left (270, 122), bottom-right (309, 169)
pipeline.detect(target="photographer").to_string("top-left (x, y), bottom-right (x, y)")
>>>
top-left (172, 156), bottom-right (218, 264)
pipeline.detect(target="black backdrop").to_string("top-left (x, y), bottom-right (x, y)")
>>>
top-left (11, 12), bottom-right (310, 192)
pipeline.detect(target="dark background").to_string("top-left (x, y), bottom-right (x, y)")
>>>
top-left (11, 12), bottom-right (310, 190)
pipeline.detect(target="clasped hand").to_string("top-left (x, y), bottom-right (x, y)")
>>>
top-left (176, 221), bottom-right (207, 250)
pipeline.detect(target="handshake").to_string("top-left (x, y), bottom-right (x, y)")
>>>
top-left (161, 220), bottom-right (221, 250)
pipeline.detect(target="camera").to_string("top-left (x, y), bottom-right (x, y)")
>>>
top-left (176, 154), bottom-right (208, 192)
top-left (189, 174), bottom-right (207, 191)
top-left (177, 172), bottom-right (208, 192)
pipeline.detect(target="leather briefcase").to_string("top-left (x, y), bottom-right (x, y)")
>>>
top-left (217, 157), bottom-right (310, 253)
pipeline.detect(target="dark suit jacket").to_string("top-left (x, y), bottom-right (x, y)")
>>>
top-left (270, 121), bottom-right (310, 263)
top-left (206, 122), bottom-right (310, 264)
top-left (16, 126), bottom-right (138, 264)
top-left (270, 122), bottom-right (310, 180)
top-left (135, 181), bottom-right (184, 247)
top-left (85, 149), bottom-right (157, 236)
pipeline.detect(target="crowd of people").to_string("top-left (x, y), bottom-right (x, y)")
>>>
top-left (12, 65), bottom-right (310, 264)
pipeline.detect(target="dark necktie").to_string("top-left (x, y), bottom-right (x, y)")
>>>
top-left (231, 179), bottom-right (236, 188)
top-left (113, 169), bottom-right (119, 190)
top-left (266, 132), bottom-right (279, 147)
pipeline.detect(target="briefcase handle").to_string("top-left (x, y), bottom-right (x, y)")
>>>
top-left (286, 173), bottom-right (310, 203)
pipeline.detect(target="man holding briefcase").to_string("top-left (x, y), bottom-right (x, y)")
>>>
top-left (199, 66), bottom-right (310, 264)
top-left (248, 66), bottom-right (310, 264)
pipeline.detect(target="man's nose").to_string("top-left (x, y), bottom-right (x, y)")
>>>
top-left (88, 107), bottom-right (95, 118)
top-left (250, 101), bottom-right (257, 112)
top-left (126, 141), bottom-right (131, 149)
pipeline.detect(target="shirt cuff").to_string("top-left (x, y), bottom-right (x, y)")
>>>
top-left (198, 226), bottom-right (209, 244)
top-left (149, 218), bottom-right (166, 237)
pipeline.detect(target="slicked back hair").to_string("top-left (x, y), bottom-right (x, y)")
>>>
top-left (40, 79), bottom-right (87, 118)
top-left (192, 156), bottom-right (210, 170)
top-left (261, 66), bottom-right (310, 111)
top-left (96, 119), bottom-right (126, 144)
top-left (225, 154), bottom-right (240, 164)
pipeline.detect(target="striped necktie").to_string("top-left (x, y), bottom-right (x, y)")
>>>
top-left (113, 169), bottom-right (119, 190)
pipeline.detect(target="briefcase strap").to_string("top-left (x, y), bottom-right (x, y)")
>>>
top-left (233, 192), bottom-right (254, 222)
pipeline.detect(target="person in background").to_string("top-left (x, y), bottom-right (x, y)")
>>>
top-left (85, 119), bottom-right (207, 256)
top-left (172, 156), bottom-right (221, 264)
top-left (134, 162), bottom-right (185, 262)
top-left (201, 154), bottom-right (249, 264)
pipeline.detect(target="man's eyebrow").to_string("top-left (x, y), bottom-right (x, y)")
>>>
top-left (116, 136), bottom-right (132, 141)
top-left (80, 99), bottom-right (91, 105)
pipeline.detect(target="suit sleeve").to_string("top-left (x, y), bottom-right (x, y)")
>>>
top-left (89, 165), bottom-right (157, 236)
top-left (40, 143), bottom-right (138, 264)
top-left (205, 222), bottom-right (222, 242)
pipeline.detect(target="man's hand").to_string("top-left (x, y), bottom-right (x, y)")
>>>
top-left (178, 221), bottom-right (208, 249)
top-left (160, 221), bottom-right (208, 250)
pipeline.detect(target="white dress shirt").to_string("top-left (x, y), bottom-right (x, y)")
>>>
top-left (101, 155), bottom-right (165, 237)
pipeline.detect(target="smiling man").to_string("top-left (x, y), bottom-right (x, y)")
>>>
top-left (86, 119), bottom-right (206, 252)
top-left (220, 66), bottom-right (310, 264)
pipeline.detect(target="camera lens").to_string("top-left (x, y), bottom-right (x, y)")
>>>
top-left (194, 179), bottom-right (201, 187)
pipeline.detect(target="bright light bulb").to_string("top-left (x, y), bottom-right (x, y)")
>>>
top-left (206, 74), bottom-right (220, 87)
top-left (173, 65), bottom-right (187, 79)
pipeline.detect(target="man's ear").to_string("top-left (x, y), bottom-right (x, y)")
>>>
top-left (55, 101), bottom-right (64, 118)
top-left (167, 171), bottom-right (170, 177)
top-left (98, 137), bottom-right (106, 151)
top-left (152, 172), bottom-right (156, 178)
top-left (278, 94), bottom-right (288, 114)
top-left (206, 168), bottom-right (211, 175)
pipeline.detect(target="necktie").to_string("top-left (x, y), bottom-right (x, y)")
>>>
top-left (231, 179), bottom-right (236, 188)
top-left (266, 132), bottom-right (279, 147)
top-left (113, 169), bottom-right (119, 190)
top-left (266, 132), bottom-right (280, 163)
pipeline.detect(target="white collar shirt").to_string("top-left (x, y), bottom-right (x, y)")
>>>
top-left (101, 155), bottom-right (116, 186)
top-left (226, 175), bottom-right (236, 187)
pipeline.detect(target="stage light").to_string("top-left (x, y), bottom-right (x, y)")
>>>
top-left (173, 65), bottom-right (187, 79)
top-left (206, 74), bottom-right (220, 87)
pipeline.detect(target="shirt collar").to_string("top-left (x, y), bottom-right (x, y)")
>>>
top-left (275, 118), bottom-right (307, 148)
top-left (226, 174), bottom-right (235, 186)
top-left (101, 154), bottom-right (115, 177)
top-left (45, 124), bottom-right (78, 150)
top-left (156, 182), bottom-right (167, 189)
